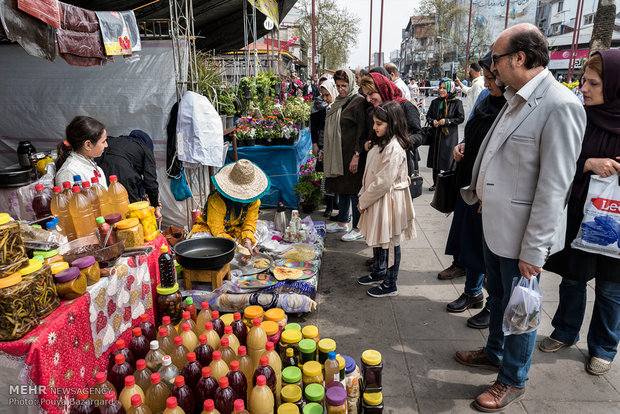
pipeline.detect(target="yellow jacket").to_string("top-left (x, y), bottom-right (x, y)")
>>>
top-left (191, 192), bottom-right (260, 244)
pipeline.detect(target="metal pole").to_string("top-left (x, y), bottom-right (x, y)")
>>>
top-left (504, 0), bottom-right (510, 29)
top-left (243, 0), bottom-right (250, 76)
top-left (570, 0), bottom-right (585, 82)
top-left (266, 32), bottom-right (270, 71)
top-left (378, 0), bottom-right (384, 66)
top-left (368, 0), bottom-right (373, 68)
top-left (465, 0), bottom-right (473, 76)
top-left (311, 0), bottom-right (316, 79)
top-left (252, 1), bottom-right (258, 76)
top-left (567, 0), bottom-right (583, 82)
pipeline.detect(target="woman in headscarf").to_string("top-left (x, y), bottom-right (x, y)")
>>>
top-left (540, 50), bottom-right (620, 376)
top-left (324, 69), bottom-right (369, 242)
top-left (426, 79), bottom-right (464, 190)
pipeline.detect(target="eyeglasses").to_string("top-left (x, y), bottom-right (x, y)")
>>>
top-left (492, 52), bottom-right (514, 65)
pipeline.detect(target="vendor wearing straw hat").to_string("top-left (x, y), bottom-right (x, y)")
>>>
top-left (190, 159), bottom-right (271, 256)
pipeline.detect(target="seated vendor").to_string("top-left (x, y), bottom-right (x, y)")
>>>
top-left (191, 159), bottom-right (271, 256)
top-left (55, 116), bottom-right (108, 188)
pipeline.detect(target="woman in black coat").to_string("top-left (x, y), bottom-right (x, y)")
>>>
top-left (426, 79), bottom-right (464, 190)
top-left (541, 50), bottom-right (620, 376)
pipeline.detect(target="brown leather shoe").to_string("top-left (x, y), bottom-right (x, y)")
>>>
top-left (438, 264), bottom-right (466, 280)
top-left (473, 381), bottom-right (525, 412)
top-left (455, 349), bottom-right (499, 370)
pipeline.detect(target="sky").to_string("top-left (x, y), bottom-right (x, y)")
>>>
top-left (336, 0), bottom-right (423, 68)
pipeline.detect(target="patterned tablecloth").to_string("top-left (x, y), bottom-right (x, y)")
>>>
top-left (0, 234), bottom-right (167, 414)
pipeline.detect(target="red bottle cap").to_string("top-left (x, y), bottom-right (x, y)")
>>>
top-left (133, 327), bottom-right (142, 337)
top-left (115, 354), bottom-right (125, 365)
top-left (140, 314), bottom-right (148, 322)
top-left (110, 175), bottom-right (118, 182)
top-left (159, 327), bottom-right (168, 337)
top-left (136, 359), bottom-right (146, 370)
top-left (233, 312), bottom-right (241, 321)
top-left (151, 373), bottom-right (161, 384)
top-left (205, 322), bottom-right (213, 331)
top-left (162, 316), bottom-right (171, 325)
top-left (182, 322), bottom-right (191, 332)
top-left (212, 350), bottom-right (221, 360)
top-left (35, 184), bottom-right (44, 191)
top-left (234, 399), bottom-right (245, 411)
top-left (91, 177), bottom-right (99, 183)
top-left (130, 394), bottom-right (142, 407)
top-left (187, 352), bottom-right (196, 362)
top-left (104, 391), bottom-right (115, 401)
top-left (71, 186), bottom-right (80, 193)
top-left (199, 334), bottom-right (208, 344)
top-left (166, 397), bottom-right (178, 409)
top-left (266, 341), bottom-right (274, 351)
top-left (82, 181), bottom-right (91, 188)
top-left (230, 360), bottom-right (239, 371)
top-left (174, 336), bottom-right (183, 346)
top-left (115, 339), bottom-right (125, 349)
top-left (174, 376), bottom-right (185, 387)
top-left (260, 355), bottom-right (268, 366)
top-left (224, 325), bottom-right (233, 334)
top-left (252, 318), bottom-right (261, 327)
top-left (202, 301), bottom-right (209, 310)
top-left (62, 181), bottom-right (71, 189)
top-left (125, 375), bottom-right (135, 387)
top-left (220, 337), bottom-right (229, 347)
top-left (204, 400), bottom-right (215, 411)
top-left (238, 346), bottom-right (247, 356)
top-left (77, 392), bottom-right (88, 400)
top-left (94, 372), bottom-right (106, 384)
top-left (202, 366), bottom-right (212, 378)
top-left (53, 186), bottom-right (61, 193)
top-left (211, 310), bottom-right (220, 319)
top-left (256, 375), bottom-right (266, 386)
top-left (219, 376), bottom-right (229, 389)
top-left (183, 311), bottom-right (190, 319)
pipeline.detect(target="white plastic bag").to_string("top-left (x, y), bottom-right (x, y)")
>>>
top-left (502, 276), bottom-right (543, 336)
top-left (571, 175), bottom-right (620, 259)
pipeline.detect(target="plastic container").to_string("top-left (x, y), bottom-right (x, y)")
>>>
top-left (108, 339), bottom-right (136, 372)
top-left (93, 372), bottom-right (117, 406)
top-left (32, 249), bottom-right (62, 266)
top-left (157, 327), bottom-right (175, 356)
top-left (325, 351), bottom-right (340, 384)
top-left (0, 214), bottom-right (27, 276)
top-left (0, 272), bottom-right (38, 340)
top-left (105, 213), bottom-right (123, 227)
top-left (128, 201), bottom-right (160, 242)
top-left (282, 365), bottom-right (303, 390)
top-left (171, 376), bottom-right (195, 414)
top-left (360, 350), bottom-right (382, 392)
top-left (278, 403), bottom-right (300, 414)
top-left (69, 186), bottom-right (97, 238)
top-left (299, 339), bottom-right (317, 364)
top-left (219, 337), bottom-right (236, 366)
top-left (249, 374), bottom-right (274, 414)
top-left (19, 259), bottom-right (59, 318)
top-left (302, 325), bottom-right (320, 346)
top-left (134, 359), bottom-right (153, 397)
top-left (343, 354), bottom-right (360, 410)
top-left (70, 392), bottom-right (99, 414)
top-left (100, 390), bottom-right (124, 414)
top-left (81, 181), bottom-right (101, 219)
top-left (140, 313), bottom-right (157, 342)
top-left (196, 301), bottom-right (212, 333)
top-left (180, 322), bottom-right (199, 352)
top-left (159, 315), bottom-right (179, 341)
top-left (32, 183), bottom-right (52, 219)
top-left (211, 311), bottom-right (225, 337)
top-left (61, 181), bottom-right (73, 198)
top-left (230, 312), bottom-right (247, 347)
top-left (202, 321), bottom-right (221, 351)
top-left (304, 383), bottom-right (325, 406)
top-left (236, 346), bottom-right (254, 398)
top-left (302, 361), bottom-right (324, 387)
top-left (326, 386), bottom-right (347, 413)
top-left (91, 177), bottom-right (112, 217)
top-left (51, 186), bottom-right (77, 240)
top-left (214, 376), bottom-right (235, 414)
top-left (156, 284), bottom-right (183, 326)
top-left (116, 218), bottom-right (144, 248)
top-left (263, 341), bottom-right (282, 405)
top-left (262, 321), bottom-right (281, 353)
top-left (284, 323), bottom-right (301, 332)
top-left (178, 310), bottom-right (199, 337)
top-left (146, 340), bottom-right (166, 373)
top-left (247, 318), bottom-right (267, 370)
top-left (222, 325), bottom-right (240, 354)
top-left (201, 399), bottom-right (220, 414)
top-left (195, 367), bottom-right (219, 413)
top-left (145, 373), bottom-right (170, 414)
top-left (279, 329), bottom-right (302, 363)
top-left (253, 355), bottom-right (276, 404)
top-left (53, 266), bottom-right (86, 299)
top-left (71, 255), bottom-right (100, 286)
top-left (158, 246), bottom-right (177, 289)
top-left (243, 305), bottom-right (264, 328)
top-left (232, 399), bottom-right (250, 414)
top-left (182, 351), bottom-right (203, 390)
top-left (282, 347), bottom-right (298, 369)
top-left (226, 360), bottom-right (248, 406)
top-left (195, 334), bottom-right (214, 367)
top-left (108, 175), bottom-right (130, 217)
top-left (281, 384), bottom-right (303, 410)
top-left (130, 327), bottom-right (150, 361)
top-left (318, 338), bottom-right (337, 365)
top-left (184, 297), bottom-right (197, 322)
top-left (96, 216), bottom-right (118, 247)
top-left (303, 403), bottom-right (324, 414)
top-left (171, 336), bottom-right (189, 371)
top-left (158, 355), bottom-right (180, 390)
top-left (163, 396), bottom-right (184, 414)
top-left (209, 350), bottom-right (230, 382)
top-left (361, 392), bottom-right (383, 413)
top-left (264, 308), bottom-right (287, 331)
top-left (109, 354), bottom-right (135, 397)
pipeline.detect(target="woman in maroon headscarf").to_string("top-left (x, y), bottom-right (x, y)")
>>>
top-left (541, 50), bottom-right (620, 376)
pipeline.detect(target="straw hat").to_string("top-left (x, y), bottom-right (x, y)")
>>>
top-left (211, 159), bottom-right (270, 203)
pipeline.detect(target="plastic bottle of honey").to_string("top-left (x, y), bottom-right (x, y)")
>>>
top-left (162, 397), bottom-right (185, 414)
top-left (119, 375), bottom-right (146, 411)
top-left (230, 312), bottom-right (247, 347)
top-left (171, 375), bottom-right (195, 414)
top-left (209, 350), bottom-right (230, 382)
top-left (226, 360), bottom-right (248, 406)
top-left (181, 351), bottom-right (202, 390)
top-left (236, 346), bottom-right (254, 398)
top-left (69, 186), bottom-right (96, 238)
top-left (247, 319), bottom-right (267, 370)
top-left (195, 367), bottom-right (219, 413)
top-left (127, 394), bottom-right (152, 414)
top-left (180, 322), bottom-right (199, 352)
top-left (50, 185), bottom-right (76, 240)
top-left (195, 334), bottom-right (214, 367)
top-left (157, 328), bottom-right (175, 356)
top-left (107, 175), bottom-right (130, 217)
top-left (222, 326), bottom-right (240, 354)
top-left (201, 322), bottom-right (221, 351)
top-left (211, 311), bottom-right (225, 338)
top-left (219, 337), bottom-right (236, 367)
top-left (90, 177), bottom-right (112, 217)
top-left (201, 399), bottom-right (221, 414)
top-left (196, 302), bottom-right (212, 333)
top-left (215, 376), bottom-right (235, 414)
top-left (81, 181), bottom-right (101, 219)
top-left (130, 327), bottom-right (150, 361)
top-left (263, 342), bottom-right (282, 406)
top-left (145, 373), bottom-right (170, 414)
top-left (171, 337), bottom-right (189, 371)
top-left (249, 375), bottom-right (274, 414)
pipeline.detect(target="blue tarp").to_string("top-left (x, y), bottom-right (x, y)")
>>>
top-left (227, 128), bottom-right (311, 208)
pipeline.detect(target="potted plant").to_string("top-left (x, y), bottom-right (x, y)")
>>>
top-left (236, 126), bottom-right (255, 147)
top-left (294, 157), bottom-right (323, 213)
top-left (281, 121), bottom-right (299, 145)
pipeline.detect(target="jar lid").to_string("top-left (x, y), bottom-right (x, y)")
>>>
top-left (50, 262), bottom-right (70, 275)
top-left (156, 283), bottom-right (179, 295)
top-left (342, 355), bottom-right (356, 374)
top-left (116, 218), bottom-right (140, 230)
top-left (280, 384), bottom-right (302, 402)
top-left (264, 307), bottom-right (285, 322)
top-left (19, 259), bottom-right (43, 276)
top-left (325, 386), bottom-right (347, 406)
top-left (243, 305), bottom-right (263, 320)
top-left (0, 213), bottom-right (11, 225)
top-left (72, 255), bottom-right (96, 269)
top-left (301, 325), bottom-right (319, 339)
top-left (54, 267), bottom-right (81, 283)
top-left (298, 338), bottom-right (316, 353)
top-left (302, 361), bottom-right (322, 378)
top-left (32, 249), bottom-right (58, 259)
top-left (325, 381), bottom-right (344, 391)
top-left (304, 383), bottom-right (325, 402)
top-left (282, 366), bottom-right (302, 383)
top-left (104, 213), bottom-right (123, 225)
top-left (362, 349), bottom-right (382, 366)
top-left (220, 313), bottom-right (234, 326)
top-left (302, 403), bottom-right (323, 414)
top-left (33, 255), bottom-right (44, 263)
top-left (318, 338), bottom-right (336, 353)
top-left (277, 403), bottom-right (299, 414)
top-left (281, 329), bottom-right (302, 344)
top-left (0, 272), bottom-right (22, 289)
top-left (284, 323), bottom-right (301, 331)
top-left (363, 391), bottom-right (383, 406)
top-left (261, 320), bottom-right (279, 336)
top-left (128, 201), bottom-right (149, 211)
top-left (336, 355), bottom-right (345, 370)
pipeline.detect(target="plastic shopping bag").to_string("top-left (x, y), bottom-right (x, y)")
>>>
top-left (571, 175), bottom-right (620, 259)
top-left (502, 276), bottom-right (543, 336)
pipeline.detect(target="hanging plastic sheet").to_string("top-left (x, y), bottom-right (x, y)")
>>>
top-left (0, 0), bottom-right (55, 61)
top-left (57, 2), bottom-right (107, 66)
top-left (95, 10), bottom-right (141, 56)
top-left (17, 0), bottom-right (60, 28)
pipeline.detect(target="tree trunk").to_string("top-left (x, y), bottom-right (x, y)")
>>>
top-left (589, 0), bottom-right (616, 55)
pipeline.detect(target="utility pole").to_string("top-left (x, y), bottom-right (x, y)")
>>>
top-left (368, 0), bottom-right (373, 69)
top-left (567, 0), bottom-right (585, 82)
top-left (311, 0), bottom-right (316, 79)
top-left (465, 0), bottom-right (473, 76)
top-left (504, 0), bottom-right (510, 28)
top-left (378, 0), bottom-right (384, 66)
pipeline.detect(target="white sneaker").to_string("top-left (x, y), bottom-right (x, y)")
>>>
top-left (341, 229), bottom-right (364, 242)
top-left (326, 222), bottom-right (349, 233)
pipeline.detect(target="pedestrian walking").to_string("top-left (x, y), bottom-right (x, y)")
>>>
top-left (456, 62), bottom-right (485, 118)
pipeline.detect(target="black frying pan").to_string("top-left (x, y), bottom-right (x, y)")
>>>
top-left (173, 237), bottom-right (236, 270)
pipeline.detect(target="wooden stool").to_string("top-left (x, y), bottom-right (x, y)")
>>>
top-left (183, 263), bottom-right (231, 291)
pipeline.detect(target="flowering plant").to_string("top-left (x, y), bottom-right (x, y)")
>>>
top-left (294, 157), bottom-right (323, 205)
top-left (235, 126), bottom-right (255, 140)
top-left (282, 121), bottom-right (300, 140)
top-left (283, 97), bottom-right (312, 124)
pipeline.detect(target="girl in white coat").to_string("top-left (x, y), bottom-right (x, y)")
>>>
top-left (357, 101), bottom-right (417, 297)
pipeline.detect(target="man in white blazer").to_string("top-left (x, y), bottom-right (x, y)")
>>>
top-left (455, 23), bottom-right (586, 411)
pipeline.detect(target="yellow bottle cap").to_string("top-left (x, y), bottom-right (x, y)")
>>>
top-left (116, 218), bottom-right (140, 230)
top-left (278, 402), bottom-right (300, 414)
top-left (336, 354), bottom-right (345, 370)
top-left (261, 320), bottom-right (279, 336)
top-left (280, 384), bottom-right (302, 402)
top-left (128, 201), bottom-right (149, 211)
top-left (363, 392), bottom-right (383, 406)
top-left (243, 305), bottom-right (264, 320)
top-left (264, 307), bottom-right (285, 322)
top-left (19, 259), bottom-right (43, 276)
top-left (302, 361), bottom-right (322, 378)
top-left (161, 245), bottom-right (169, 253)
top-left (302, 325), bottom-right (319, 339)
top-left (156, 283), bottom-right (179, 295)
top-left (0, 272), bottom-right (22, 289)
top-left (50, 262), bottom-right (70, 275)
top-left (362, 349), bottom-right (382, 366)
top-left (281, 329), bottom-right (302, 344)
top-left (0, 213), bottom-right (11, 225)
top-left (286, 348), bottom-right (294, 357)
top-left (318, 338), bottom-right (336, 353)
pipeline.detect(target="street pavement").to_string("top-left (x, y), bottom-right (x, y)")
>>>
top-left (287, 99), bottom-right (620, 413)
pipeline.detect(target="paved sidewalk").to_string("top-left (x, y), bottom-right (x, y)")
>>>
top-left (290, 146), bottom-right (620, 413)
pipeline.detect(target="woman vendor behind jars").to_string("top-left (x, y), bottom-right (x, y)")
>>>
top-left (190, 159), bottom-right (271, 256)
